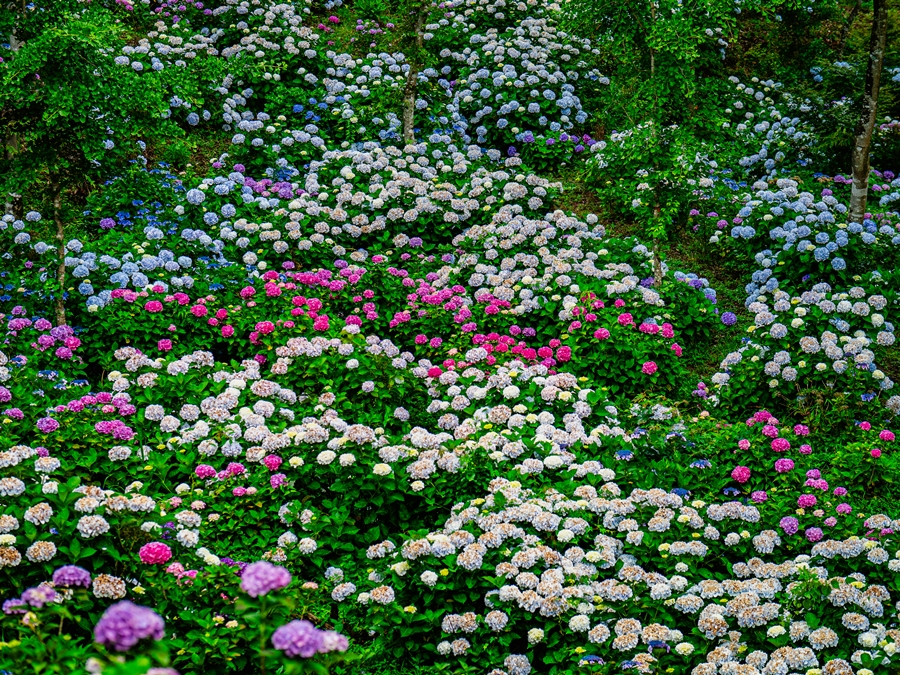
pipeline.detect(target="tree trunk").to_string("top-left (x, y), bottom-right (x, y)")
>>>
top-left (849, 0), bottom-right (888, 223)
top-left (401, 66), bottom-right (418, 144)
top-left (401, 3), bottom-right (426, 144)
top-left (6, 12), bottom-right (22, 217)
top-left (652, 215), bottom-right (663, 287)
top-left (52, 179), bottom-right (67, 326)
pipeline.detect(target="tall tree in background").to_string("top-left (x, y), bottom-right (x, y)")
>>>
top-left (400, 0), bottom-right (430, 143)
top-left (849, 0), bottom-right (890, 222)
top-left (0, 5), bottom-right (173, 324)
top-left (567, 0), bottom-right (744, 284)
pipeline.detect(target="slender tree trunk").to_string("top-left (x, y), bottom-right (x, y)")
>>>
top-left (849, 0), bottom-right (888, 223)
top-left (652, 205), bottom-right (663, 286)
top-left (648, 16), bottom-right (663, 287)
top-left (401, 2), bottom-right (426, 144)
top-left (51, 179), bottom-right (67, 326)
top-left (6, 11), bottom-right (23, 217)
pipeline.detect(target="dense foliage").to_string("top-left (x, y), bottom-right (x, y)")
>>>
top-left (1, 1), bottom-right (900, 674)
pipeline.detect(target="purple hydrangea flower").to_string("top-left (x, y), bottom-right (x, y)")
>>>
top-left (2, 598), bottom-right (27, 615)
top-left (240, 561), bottom-right (292, 597)
top-left (721, 312), bottom-right (737, 326)
top-left (36, 417), bottom-right (59, 433)
top-left (94, 601), bottom-right (165, 652)
top-left (271, 620), bottom-right (349, 658)
top-left (779, 516), bottom-right (799, 535)
top-left (22, 586), bottom-right (57, 608)
top-left (271, 620), bottom-right (325, 657)
top-left (52, 565), bottom-right (92, 588)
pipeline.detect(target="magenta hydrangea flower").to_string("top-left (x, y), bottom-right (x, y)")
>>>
top-left (824, 517), bottom-right (837, 527)
top-left (263, 455), bottom-right (283, 471)
top-left (836, 503), bottom-right (852, 514)
top-left (770, 438), bottom-right (790, 452)
top-left (774, 458), bottom-right (794, 473)
top-left (641, 361), bottom-right (658, 375)
top-left (880, 430), bottom-right (895, 442)
top-left (731, 466), bottom-right (751, 484)
top-left (799, 444), bottom-right (812, 455)
top-left (139, 542), bottom-right (173, 565)
top-left (195, 464), bottom-right (216, 479)
top-left (797, 494), bottom-right (817, 508)
top-left (94, 601), bottom-right (165, 652)
top-left (240, 561), bottom-right (292, 598)
top-left (750, 491), bottom-right (767, 503)
top-left (737, 439), bottom-right (750, 451)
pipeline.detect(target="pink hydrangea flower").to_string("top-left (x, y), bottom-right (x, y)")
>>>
top-left (771, 438), bottom-right (790, 452)
top-left (731, 466), bottom-right (751, 483)
top-left (641, 361), bottom-right (658, 375)
top-left (195, 464), bottom-right (216, 479)
top-left (263, 455), bottom-right (283, 471)
top-left (774, 458), bottom-right (794, 473)
top-left (139, 542), bottom-right (172, 565)
top-left (797, 494), bottom-right (817, 508)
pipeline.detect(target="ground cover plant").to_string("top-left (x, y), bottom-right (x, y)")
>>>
top-left (1, 0), bottom-right (900, 674)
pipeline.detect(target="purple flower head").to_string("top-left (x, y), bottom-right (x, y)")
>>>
top-left (22, 586), bottom-right (57, 608)
top-left (805, 527), bottom-right (823, 542)
top-left (721, 312), bottom-right (737, 326)
top-left (99, 218), bottom-right (116, 230)
top-left (52, 565), bottom-right (92, 588)
top-left (780, 516), bottom-right (799, 535)
top-left (271, 620), bottom-right (325, 657)
top-left (798, 494), bottom-right (817, 509)
top-left (240, 561), bottom-right (292, 597)
top-left (750, 490), bottom-right (768, 503)
top-left (50, 325), bottom-right (74, 340)
top-left (94, 601), bottom-right (165, 652)
top-left (2, 598), bottom-right (27, 615)
top-left (36, 417), bottom-right (59, 434)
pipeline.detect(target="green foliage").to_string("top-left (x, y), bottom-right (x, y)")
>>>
top-left (0, 7), bottom-right (176, 194)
